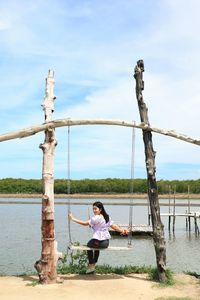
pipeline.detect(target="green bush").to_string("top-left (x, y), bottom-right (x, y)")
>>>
top-left (57, 242), bottom-right (88, 274)
top-left (58, 243), bottom-right (154, 276)
top-left (1, 177), bottom-right (200, 195)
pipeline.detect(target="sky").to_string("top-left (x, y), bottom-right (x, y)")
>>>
top-left (0, 0), bottom-right (200, 180)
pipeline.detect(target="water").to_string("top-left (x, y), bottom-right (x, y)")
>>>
top-left (0, 198), bottom-right (200, 275)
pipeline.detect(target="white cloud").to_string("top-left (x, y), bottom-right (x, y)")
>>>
top-left (0, 0), bottom-right (200, 179)
top-left (0, 20), bottom-right (10, 30)
top-left (58, 78), bottom-right (136, 120)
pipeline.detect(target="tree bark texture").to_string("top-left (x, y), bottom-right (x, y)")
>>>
top-left (134, 60), bottom-right (166, 281)
top-left (34, 70), bottom-right (60, 284)
top-left (1, 118), bottom-right (199, 146)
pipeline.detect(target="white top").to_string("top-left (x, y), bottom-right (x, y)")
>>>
top-left (88, 215), bottom-right (114, 240)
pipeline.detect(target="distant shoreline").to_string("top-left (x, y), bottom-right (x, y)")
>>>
top-left (0, 193), bottom-right (200, 199)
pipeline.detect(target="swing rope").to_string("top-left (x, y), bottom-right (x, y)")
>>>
top-left (67, 125), bottom-right (135, 250)
top-left (127, 124), bottom-right (135, 246)
top-left (67, 125), bottom-right (72, 246)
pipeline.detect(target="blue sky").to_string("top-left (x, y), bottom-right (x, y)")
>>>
top-left (0, 0), bottom-right (200, 180)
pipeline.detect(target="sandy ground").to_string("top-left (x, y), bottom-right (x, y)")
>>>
top-left (0, 274), bottom-right (200, 300)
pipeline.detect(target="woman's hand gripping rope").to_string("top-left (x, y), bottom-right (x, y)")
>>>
top-left (120, 228), bottom-right (129, 236)
top-left (68, 212), bottom-right (73, 221)
top-left (67, 212), bottom-right (89, 226)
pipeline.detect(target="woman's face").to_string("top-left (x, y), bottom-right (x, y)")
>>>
top-left (93, 205), bottom-right (101, 215)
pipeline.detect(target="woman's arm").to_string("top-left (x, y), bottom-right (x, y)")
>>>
top-left (110, 224), bottom-right (128, 235)
top-left (68, 212), bottom-right (89, 226)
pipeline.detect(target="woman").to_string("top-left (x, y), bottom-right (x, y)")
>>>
top-left (68, 201), bottom-right (128, 274)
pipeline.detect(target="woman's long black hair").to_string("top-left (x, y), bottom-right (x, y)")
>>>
top-left (93, 201), bottom-right (109, 223)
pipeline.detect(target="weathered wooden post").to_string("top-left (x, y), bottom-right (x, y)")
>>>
top-left (172, 186), bottom-right (176, 232)
top-left (187, 185), bottom-right (191, 230)
top-left (134, 60), bottom-right (166, 281)
top-left (168, 185), bottom-right (171, 231)
top-left (34, 70), bottom-right (61, 284)
top-left (194, 213), bottom-right (199, 235)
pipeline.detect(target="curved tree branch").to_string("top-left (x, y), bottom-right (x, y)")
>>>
top-left (0, 118), bottom-right (199, 146)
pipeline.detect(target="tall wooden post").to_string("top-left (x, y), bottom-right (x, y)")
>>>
top-left (134, 60), bottom-right (166, 281)
top-left (34, 70), bottom-right (60, 284)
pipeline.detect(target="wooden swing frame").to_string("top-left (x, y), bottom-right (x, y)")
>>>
top-left (66, 123), bottom-right (135, 252)
top-left (1, 61), bottom-right (200, 283)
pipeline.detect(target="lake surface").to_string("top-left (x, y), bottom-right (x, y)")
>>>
top-left (0, 197), bottom-right (200, 275)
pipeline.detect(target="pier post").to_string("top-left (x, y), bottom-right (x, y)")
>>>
top-left (194, 213), bottom-right (199, 235)
top-left (172, 216), bottom-right (176, 232)
top-left (168, 216), bottom-right (171, 231)
top-left (148, 212), bottom-right (151, 226)
top-left (187, 185), bottom-right (191, 232)
top-left (147, 194), bottom-right (151, 225)
top-left (189, 216), bottom-right (191, 231)
top-left (172, 186), bottom-right (176, 232)
top-left (188, 185), bottom-right (191, 214)
top-left (168, 185), bottom-right (171, 231)
top-left (186, 210), bottom-right (188, 230)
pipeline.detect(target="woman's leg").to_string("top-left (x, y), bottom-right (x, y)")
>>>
top-left (93, 240), bottom-right (109, 263)
top-left (87, 239), bottom-right (109, 264)
top-left (87, 239), bottom-right (98, 264)
top-left (87, 250), bottom-right (94, 264)
top-left (86, 240), bottom-right (96, 273)
top-left (94, 250), bottom-right (100, 263)
top-left (86, 239), bottom-right (109, 264)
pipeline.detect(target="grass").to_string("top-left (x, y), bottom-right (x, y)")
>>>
top-left (57, 262), bottom-right (151, 275)
top-left (95, 264), bottom-right (151, 274)
top-left (57, 249), bottom-right (152, 275)
top-left (26, 280), bottom-right (40, 287)
top-left (58, 260), bottom-right (175, 286)
top-left (148, 268), bottom-right (175, 286)
top-left (57, 246), bottom-right (175, 285)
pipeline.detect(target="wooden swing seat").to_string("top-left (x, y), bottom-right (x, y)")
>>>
top-left (69, 245), bottom-right (132, 251)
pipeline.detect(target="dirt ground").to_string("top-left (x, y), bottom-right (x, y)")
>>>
top-left (0, 273), bottom-right (199, 300)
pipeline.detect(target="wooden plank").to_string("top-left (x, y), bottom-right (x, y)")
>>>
top-left (109, 224), bottom-right (153, 235)
top-left (69, 245), bottom-right (132, 251)
top-left (160, 213), bottom-right (200, 217)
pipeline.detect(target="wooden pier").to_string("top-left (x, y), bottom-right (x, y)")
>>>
top-left (148, 211), bottom-right (200, 234)
top-left (146, 185), bottom-right (200, 234)
top-left (109, 224), bottom-right (153, 236)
